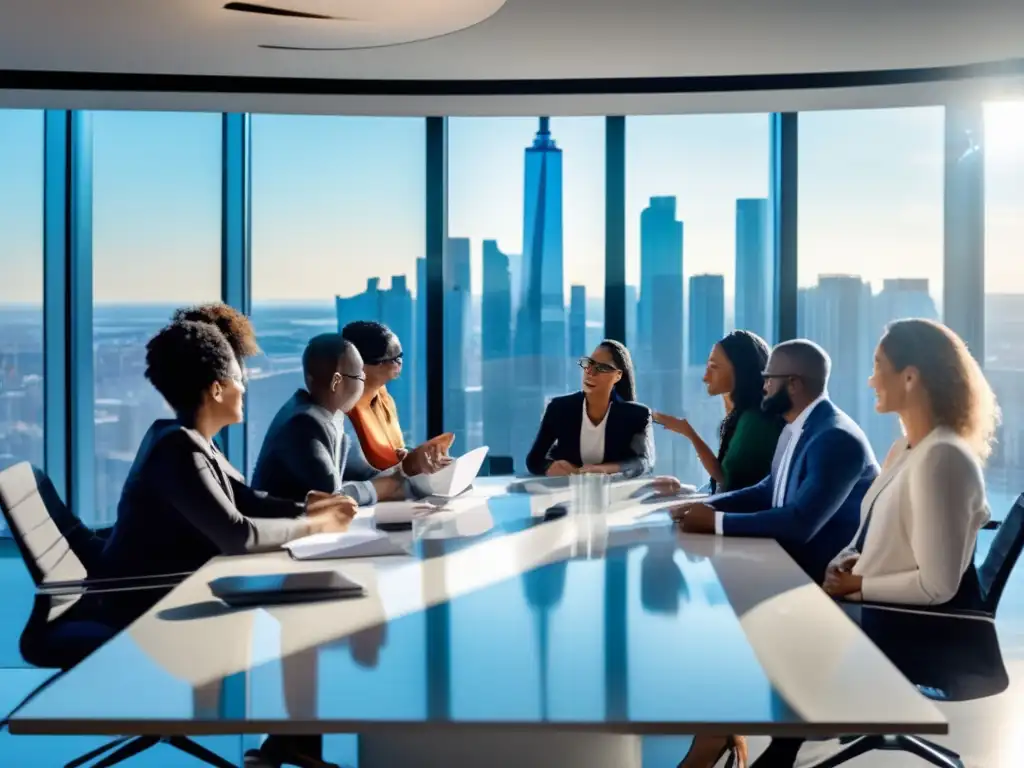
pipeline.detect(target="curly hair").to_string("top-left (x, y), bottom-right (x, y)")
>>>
top-left (597, 339), bottom-right (637, 402)
top-left (145, 321), bottom-right (237, 416)
top-left (172, 303), bottom-right (260, 360)
top-left (881, 318), bottom-right (1000, 461)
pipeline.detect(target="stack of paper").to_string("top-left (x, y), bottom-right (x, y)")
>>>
top-left (284, 529), bottom-right (410, 561)
top-left (409, 445), bottom-right (490, 499)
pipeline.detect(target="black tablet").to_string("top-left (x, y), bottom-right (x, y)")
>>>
top-left (209, 570), bottom-right (366, 607)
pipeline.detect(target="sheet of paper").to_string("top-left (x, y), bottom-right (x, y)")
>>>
top-left (409, 445), bottom-right (490, 498)
top-left (284, 529), bottom-right (410, 560)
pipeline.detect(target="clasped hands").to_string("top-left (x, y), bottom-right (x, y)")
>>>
top-left (304, 490), bottom-right (359, 533)
top-left (822, 554), bottom-right (862, 598)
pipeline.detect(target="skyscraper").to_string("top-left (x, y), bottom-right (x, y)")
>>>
top-left (569, 285), bottom-right (587, 361)
top-left (735, 198), bottom-right (772, 341)
top-left (415, 257), bottom-right (427, 442)
top-left (512, 117), bottom-right (566, 461)
top-left (482, 240), bottom-right (514, 460)
top-left (445, 237), bottom-right (472, 450)
top-left (799, 275), bottom-right (870, 424)
top-left (637, 196), bottom-right (684, 416)
top-left (688, 274), bottom-right (725, 367)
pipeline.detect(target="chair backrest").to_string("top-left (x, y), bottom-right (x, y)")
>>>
top-left (485, 455), bottom-right (515, 476)
top-left (0, 462), bottom-right (99, 587)
top-left (977, 493), bottom-right (1024, 615)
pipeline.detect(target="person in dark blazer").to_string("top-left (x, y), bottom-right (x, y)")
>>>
top-left (526, 340), bottom-right (654, 478)
top-left (252, 333), bottom-right (447, 505)
top-left (672, 339), bottom-right (879, 768)
top-left (98, 321), bottom-right (354, 768)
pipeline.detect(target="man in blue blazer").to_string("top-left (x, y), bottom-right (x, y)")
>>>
top-left (673, 339), bottom-right (879, 583)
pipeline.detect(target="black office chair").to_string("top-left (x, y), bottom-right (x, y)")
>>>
top-left (0, 463), bottom-right (222, 768)
top-left (808, 494), bottom-right (1024, 768)
top-left (483, 455), bottom-right (515, 476)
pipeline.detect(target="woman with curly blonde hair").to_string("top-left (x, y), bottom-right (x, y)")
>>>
top-left (824, 317), bottom-right (1000, 607)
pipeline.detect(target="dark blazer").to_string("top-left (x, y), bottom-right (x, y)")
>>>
top-left (99, 420), bottom-right (308, 580)
top-left (526, 392), bottom-right (655, 478)
top-left (710, 399), bottom-right (879, 582)
top-left (251, 390), bottom-right (397, 506)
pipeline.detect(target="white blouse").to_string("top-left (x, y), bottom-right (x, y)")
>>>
top-left (841, 427), bottom-right (989, 605)
top-left (579, 400), bottom-right (610, 466)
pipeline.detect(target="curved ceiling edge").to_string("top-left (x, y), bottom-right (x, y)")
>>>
top-left (1, 57), bottom-right (1024, 96)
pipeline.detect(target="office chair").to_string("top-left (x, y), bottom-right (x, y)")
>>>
top-left (483, 455), bottom-right (515, 476)
top-left (0, 463), bottom-right (222, 768)
top-left (808, 494), bottom-right (1024, 768)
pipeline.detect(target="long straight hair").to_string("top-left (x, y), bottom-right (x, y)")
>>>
top-left (598, 339), bottom-right (637, 402)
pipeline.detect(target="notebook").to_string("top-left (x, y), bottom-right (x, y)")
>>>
top-left (284, 529), bottom-right (411, 561)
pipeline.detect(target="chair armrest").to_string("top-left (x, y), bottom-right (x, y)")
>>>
top-left (39, 572), bottom-right (188, 596)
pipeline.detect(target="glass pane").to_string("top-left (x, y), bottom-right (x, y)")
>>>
top-left (447, 117), bottom-right (606, 467)
top-left (0, 109), bottom-right (45, 536)
top-left (248, 116), bottom-right (427, 475)
top-left (91, 111), bottom-right (222, 527)
top-left (984, 100), bottom-right (1024, 517)
top-left (798, 107), bottom-right (944, 463)
top-left (625, 114), bottom-right (772, 483)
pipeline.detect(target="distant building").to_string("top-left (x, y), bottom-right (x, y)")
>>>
top-left (735, 198), bottom-right (772, 342)
top-left (689, 274), bottom-right (725, 367)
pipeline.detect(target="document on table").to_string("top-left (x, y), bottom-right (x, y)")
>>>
top-left (409, 445), bottom-right (490, 498)
top-left (284, 529), bottom-right (411, 561)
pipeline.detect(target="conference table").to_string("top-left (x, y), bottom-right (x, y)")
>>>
top-left (10, 476), bottom-right (946, 767)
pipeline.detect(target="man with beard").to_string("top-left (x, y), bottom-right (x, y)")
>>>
top-left (670, 339), bottom-right (879, 584)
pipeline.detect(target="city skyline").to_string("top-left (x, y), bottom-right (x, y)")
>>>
top-left (3, 104), bottom-right (1024, 305)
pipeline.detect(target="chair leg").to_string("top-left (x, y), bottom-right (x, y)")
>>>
top-left (64, 736), bottom-right (134, 768)
top-left (895, 736), bottom-right (964, 768)
top-left (167, 735), bottom-right (239, 768)
top-left (807, 735), bottom-right (882, 767)
top-left (80, 735), bottom-right (159, 768)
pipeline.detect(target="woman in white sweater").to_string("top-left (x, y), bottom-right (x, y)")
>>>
top-left (824, 318), bottom-right (1000, 606)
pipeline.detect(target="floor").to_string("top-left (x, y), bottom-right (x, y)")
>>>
top-left (2, 532), bottom-right (1022, 768)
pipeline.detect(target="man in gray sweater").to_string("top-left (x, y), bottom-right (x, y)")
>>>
top-left (252, 333), bottom-right (443, 505)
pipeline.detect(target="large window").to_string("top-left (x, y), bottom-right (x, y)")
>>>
top-left (0, 110), bottom-right (45, 507)
top-left (248, 116), bottom-right (427, 475)
top-left (446, 117), bottom-right (605, 469)
top-left (984, 101), bottom-right (1024, 516)
top-left (90, 111), bottom-right (222, 527)
top-left (798, 108), bottom-right (945, 464)
top-left (625, 115), bottom-right (772, 484)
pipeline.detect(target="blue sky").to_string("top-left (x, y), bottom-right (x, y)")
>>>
top-left (0, 104), bottom-right (1021, 305)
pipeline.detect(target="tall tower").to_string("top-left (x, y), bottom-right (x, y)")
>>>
top-left (689, 274), bottom-right (725, 367)
top-left (512, 117), bottom-right (566, 460)
top-left (482, 240), bottom-right (514, 460)
top-left (735, 198), bottom-right (772, 342)
top-left (445, 237), bottom-right (472, 450)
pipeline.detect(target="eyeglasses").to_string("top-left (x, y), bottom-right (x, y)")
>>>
top-left (578, 357), bottom-right (619, 375)
top-left (367, 351), bottom-right (403, 366)
top-left (228, 371), bottom-right (248, 386)
top-left (762, 373), bottom-right (802, 381)
top-left (341, 372), bottom-right (366, 382)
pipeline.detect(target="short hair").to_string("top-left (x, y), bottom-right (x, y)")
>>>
top-left (772, 339), bottom-right (831, 396)
top-left (145, 321), bottom-right (236, 416)
top-left (302, 333), bottom-right (356, 386)
top-left (172, 303), bottom-right (260, 360)
top-left (881, 318), bottom-right (1000, 460)
top-left (341, 320), bottom-right (396, 364)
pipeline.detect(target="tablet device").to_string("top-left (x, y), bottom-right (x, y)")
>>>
top-left (209, 570), bottom-right (366, 607)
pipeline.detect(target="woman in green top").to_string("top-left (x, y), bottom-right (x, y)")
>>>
top-left (655, 330), bottom-right (783, 494)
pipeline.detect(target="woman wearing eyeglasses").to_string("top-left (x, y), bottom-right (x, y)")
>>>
top-left (341, 320), bottom-right (454, 472)
top-left (526, 340), bottom-right (654, 478)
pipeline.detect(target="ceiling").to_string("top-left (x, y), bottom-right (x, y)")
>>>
top-left (1, 0), bottom-right (1023, 115)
